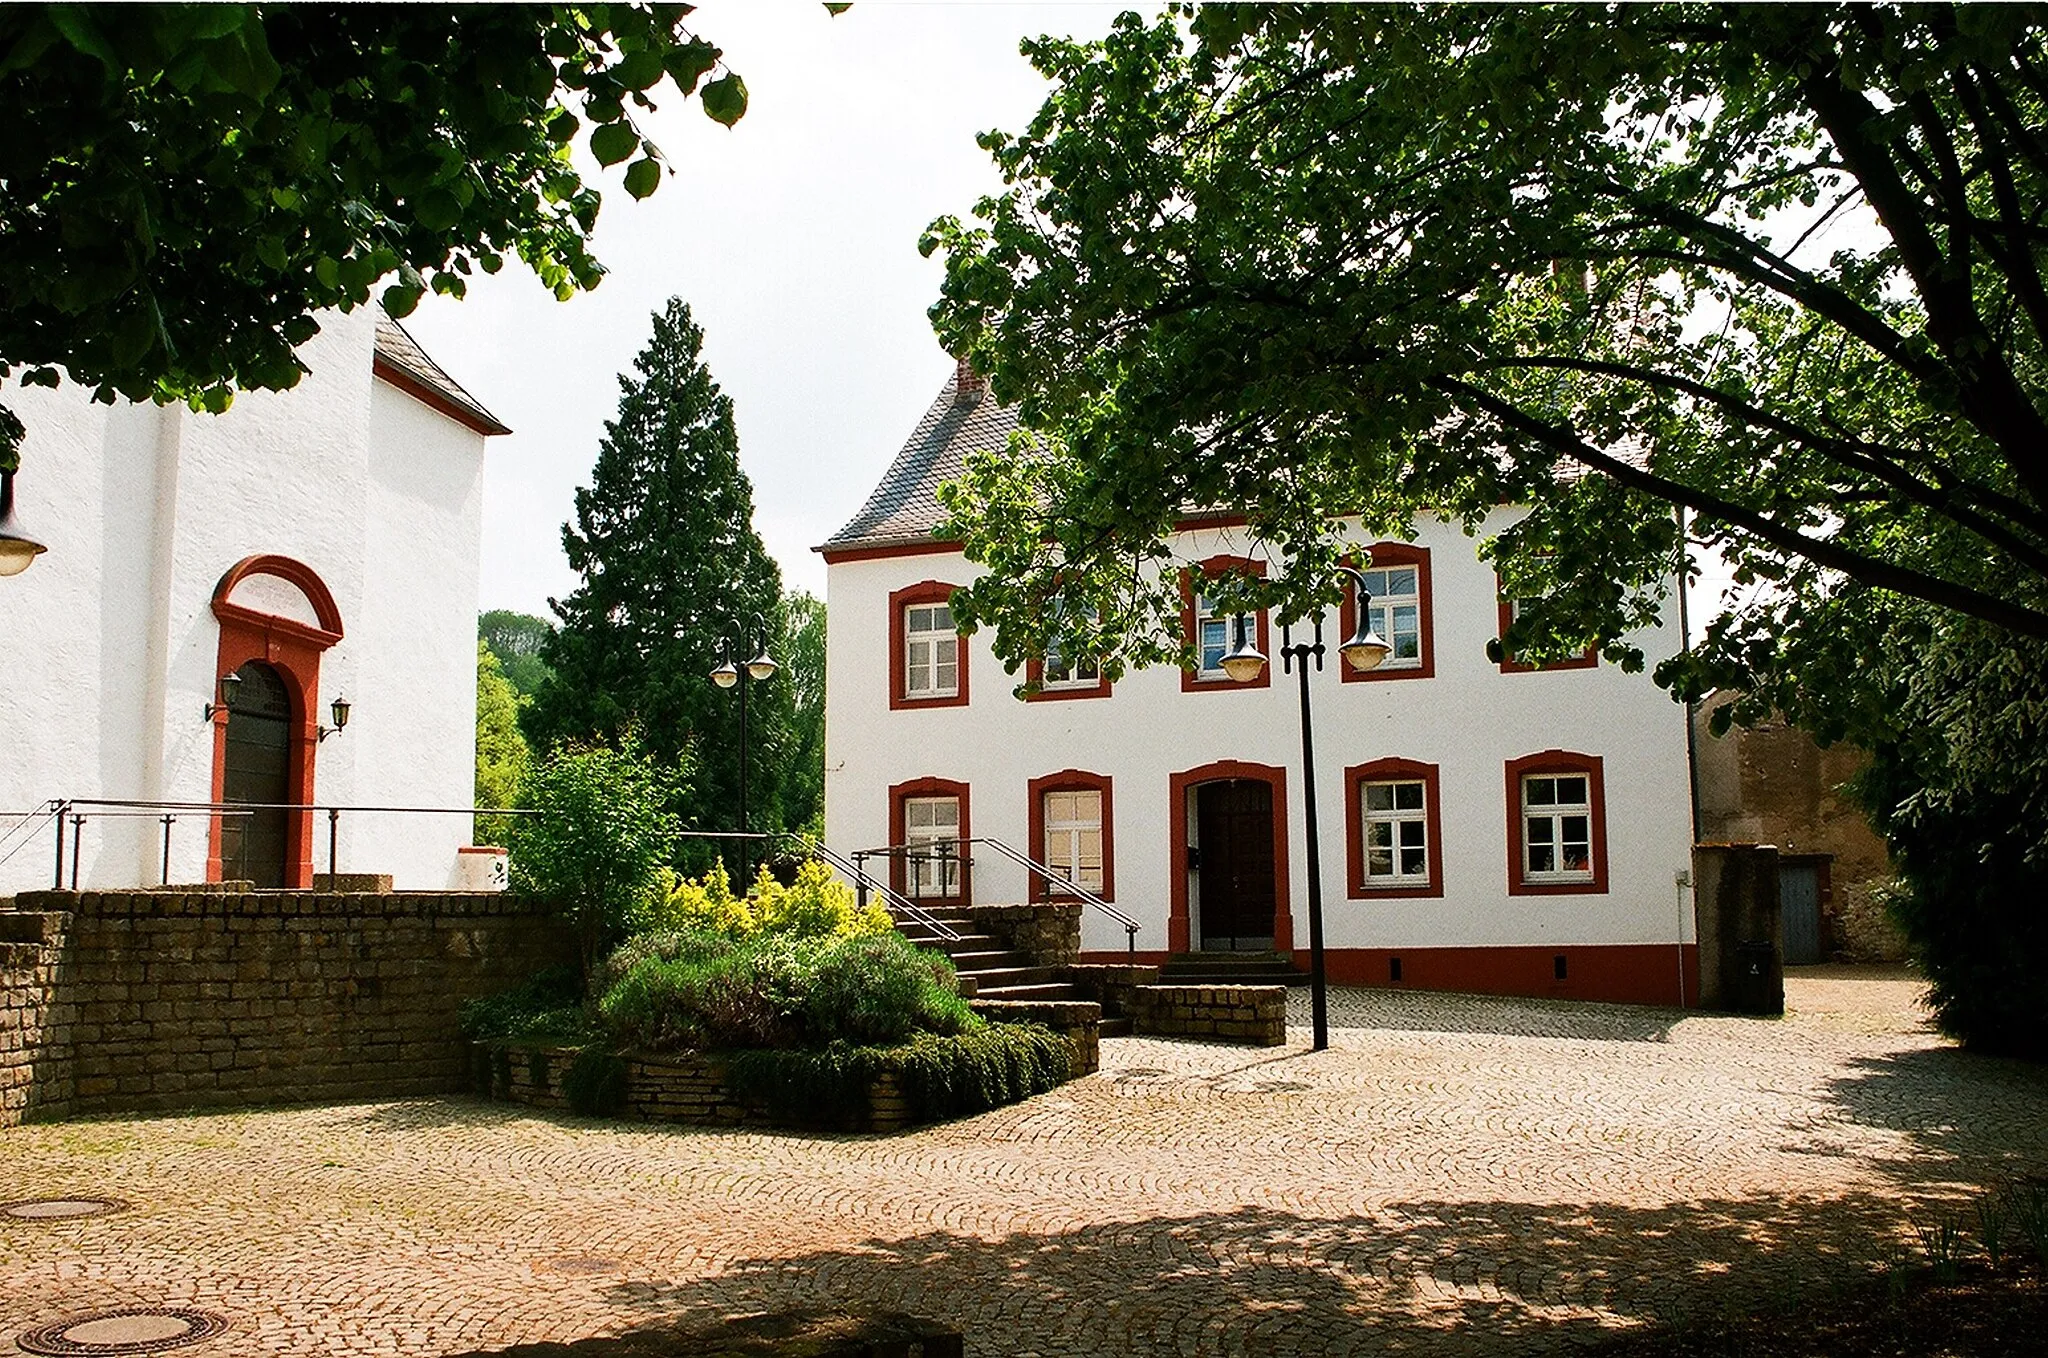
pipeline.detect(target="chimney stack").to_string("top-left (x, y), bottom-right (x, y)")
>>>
top-left (953, 354), bottom-right (985, 406)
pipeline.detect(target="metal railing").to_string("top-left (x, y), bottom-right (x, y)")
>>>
top-left (970, 835), bottom-right (1142, 955)
top-left (21, 797), bottom-right (537, 890)
top-left (852, 835), bottom-right (1142, 955)
top-left (799, 839), bottom-right (961, 943)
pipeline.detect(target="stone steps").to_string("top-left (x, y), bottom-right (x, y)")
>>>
top-left (889, 903), bottom-right (1117, 1036)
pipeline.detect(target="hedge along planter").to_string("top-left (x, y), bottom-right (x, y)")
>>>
top-left (473, 1022), bottom-right (1073, 1135)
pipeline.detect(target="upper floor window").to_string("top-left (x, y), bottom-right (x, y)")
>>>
top-left (889, 581), bottom-right (969, 710)
top-left (1345, 758), bottom-right (1444, 899)
top-left (1025, 608), bottom-right (1111, 700)
top-left (1505, 751), bottom-right (1608, 895)
top-left (1496, 583), bottom-right (1597, 673)
top-left (1342, 545), bottom-right (1434, 683)
top-left (1181, 556), bottom-right (1270, 692)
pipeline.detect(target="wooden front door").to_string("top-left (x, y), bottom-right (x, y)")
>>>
top-left (1195, 779), bottom-right (1276, 951)
top-left (221, 661), bottom-right (292, 888)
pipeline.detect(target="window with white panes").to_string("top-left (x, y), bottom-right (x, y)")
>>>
top-left (1041, 789), bottom-right (1104, 894)
top-left (903, 796), bottom-right (962, 899)
top-left (903, 602), bottom-right (958, 698)
top-left (1359, 564), bottom-right (1423, 668)
top-left (1361, 780), bottom-right (1430, 886)
top-left (1042, 611), bottom-right (1101, 689)
top-left (1521, 773), bottom-right (1594, 882)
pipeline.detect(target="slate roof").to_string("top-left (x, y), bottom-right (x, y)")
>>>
top-left (372, 314), bottom-right (512, 437)
top-left (821, 366), bottom-right (1019, 551)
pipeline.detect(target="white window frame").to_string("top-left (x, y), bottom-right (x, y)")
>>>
top-left (1520, 773), bottom-right (1595, 883)
top-left (1359, 564), bottom-right (1424, 669)
top-left (903, 602), bottom-right (959, 699)
top-left (903, 795), bottom-right (962, 899)
top-left (1360, 779), bottom-right (1431, 886)
top-left (1194, 591), bottom-right (1232, 680)
top-left (1041, 788), bottom-right (1104, 894)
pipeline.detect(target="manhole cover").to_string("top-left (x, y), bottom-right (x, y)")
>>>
top-left (16, 1307), bottom-right (227, 1356)
top-left (537, 1255), bottom-right (619, 1276)
top-left (1, 1198), bottom-right (130, 1221)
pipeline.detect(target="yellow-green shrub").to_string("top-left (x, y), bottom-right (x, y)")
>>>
top-left (644, 858), bottom-right (891, 941)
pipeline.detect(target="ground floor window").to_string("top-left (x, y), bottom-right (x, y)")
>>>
top-left (1028, 770), bottom-right (1114, 901)
top-left (889, 778), bottom-right (971, 904)
top-left (1505, 751), bottom-right (1608, 895)
top-left (1344, 758), bottom-right (1443, 899)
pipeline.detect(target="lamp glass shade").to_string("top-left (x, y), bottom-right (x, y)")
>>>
top-left (1220, 634), bottom-right (1268, 684)
top-left (746, 650), bottom-right (778, 682)
top-left (0, 469), bottom-right (47, 576)
top-left (1339, 627), bottom-right (1393, 672)
top-left (330, 696), bottom-right (351, 729)
top-left (710, 661), bottom-right (739, 689)
top-left (220, 670), bottom-right (245, 702)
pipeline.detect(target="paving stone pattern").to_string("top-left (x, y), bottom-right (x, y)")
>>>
top-left (5, 968), bottom-right (2048, 1357)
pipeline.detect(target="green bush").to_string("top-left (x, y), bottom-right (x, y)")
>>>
top-left (509, 739), bottom-right (679, 982)
top-left (561, 1046), bottom-right (628, 1117)
top-left (725, 1024), bottom-right (1072, 1129)
top-left (459, 966), bottom-right (594, 1045)
top-left (801, 933), bottom-right (974, 1045)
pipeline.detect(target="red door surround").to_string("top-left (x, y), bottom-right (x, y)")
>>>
top-left (207, 555), bottom-right (344, 888)
top-left (1167, 760), bottom-right (1291, 954)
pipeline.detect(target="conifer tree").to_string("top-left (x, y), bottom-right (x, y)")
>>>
top-left (526, 299), bottom-right (789, 857)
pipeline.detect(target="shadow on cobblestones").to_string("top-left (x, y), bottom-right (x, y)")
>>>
top-left (1823, 1045), bottom-right (2048, 1179)
top-left (1310, 988), bottom-right (1685, 1044)
top-left (488, 1194), bottom-right (1923, 1357)
top-left (343, 1097), bottom-right (548, 1133)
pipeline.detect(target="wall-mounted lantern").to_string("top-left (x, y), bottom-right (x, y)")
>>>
top-left (318, 696), bottom-right (351, 741)
top-left (203, 670), bottom-right (245, 722)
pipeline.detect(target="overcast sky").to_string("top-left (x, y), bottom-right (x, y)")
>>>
top-left (402, 3), bottom-right (1133, 620)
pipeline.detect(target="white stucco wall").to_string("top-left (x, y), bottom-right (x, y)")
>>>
top-left (823, 515), bottom-right (1696, 957)
top-left (0, 309), bottom-right (488, 893)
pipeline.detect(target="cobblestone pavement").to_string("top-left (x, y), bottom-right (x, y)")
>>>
top-left (7, 968), bottom-right (2048, 1357)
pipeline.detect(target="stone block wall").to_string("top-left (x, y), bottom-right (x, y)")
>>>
top-left (1130, 984), bottom-right (1287, 1046)
top-left (1060, 963), bottom-right (1160, 1019)
top-left (969, 998), bottom-right (1101, 1075)
top-left (965, 903), bottom-right (1081, 967)
top-left (1, 908), bottom-right (74, 1125)
top-left (1, 889), bottom-right (574, 1123)
top-left (480, 1044), bottom-right (917, 1134)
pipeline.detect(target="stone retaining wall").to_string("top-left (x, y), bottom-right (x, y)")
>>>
top-left (479, 1044), bottom-right (918, 1134)
top-left (0, 889), bottom-right (574, 1124)
top-left (969, 998), bottom-right (1101, 1075)
top-left (1060, 963), bottom-right (1161, 1019)
top-left (965, 903), bottom-right (1081, 967)
top-left (1129, 984), bottom-right (1288, 1046)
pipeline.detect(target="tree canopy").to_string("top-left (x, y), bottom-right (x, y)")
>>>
top-left (0, 3), bottom-right (763, 468)
top-left (524, 298), bottom-right (792, 861)
top-left (480, 609), bottom-right (557, 698)
top-left (923, 3), bottom-right (2048, 752)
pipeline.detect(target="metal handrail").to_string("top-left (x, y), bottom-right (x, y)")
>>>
top-left (967, 835), bottom-right (1141, 955)
top-left (800, 838), bottom-right (961, 942)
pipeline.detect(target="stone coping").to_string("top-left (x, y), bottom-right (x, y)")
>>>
top-left (12, 889), bottom-right (554, 918)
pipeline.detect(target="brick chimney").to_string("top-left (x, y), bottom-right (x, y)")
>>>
top-left (953, 354), bottom-right (985, 406)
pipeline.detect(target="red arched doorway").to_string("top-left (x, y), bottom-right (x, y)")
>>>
top-left (1167, 761), bottom-right (1292, 955)
top-left (207, 555), bottom-right (343, 887)
top-left (220, 661), bottom-right (294, 887)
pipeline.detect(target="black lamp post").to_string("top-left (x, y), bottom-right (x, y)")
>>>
top-left (709, 615), bottom-right (777, 881)
top-left (1225, 565), bottom-right (1392, 1050)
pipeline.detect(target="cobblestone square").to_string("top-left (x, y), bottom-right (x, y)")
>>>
top-left (6, 969), bottom-right (2047, 1356)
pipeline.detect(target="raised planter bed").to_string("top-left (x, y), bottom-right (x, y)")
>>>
top-left (1128, 984), bottom-right (1288, 1046)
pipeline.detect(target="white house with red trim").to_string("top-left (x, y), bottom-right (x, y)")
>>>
top-left (820, 361), bottom-right (1700, 1006)
top-left (0, 307), bottom-right (506, 894)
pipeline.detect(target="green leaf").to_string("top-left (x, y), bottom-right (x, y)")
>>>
top-left (590, 121), bottom-right (639, 166)
top-left (546, 108), bottom-right (579, 145)
top-left (623, 156), bottom-right (662, 200)
top-left (44, 6), bottom-right (119, 71)
top-left (700, 72), bottom-right (747, 127)
top-left (613, 48), bottom-right (665, 91)
top-left (414, 188), bottom-right (463, 232)
top-left (825, 3), bottom-right (853, 14)
top-left (663, 37), bottom-right (720, 94)
top-left (382, 280), bottom-right (424, 317)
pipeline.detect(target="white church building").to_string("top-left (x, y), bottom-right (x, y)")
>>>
top-left (0, 308), bottom-right (505, 894)
top-left (821, 362), bottom-right (1699, 1006)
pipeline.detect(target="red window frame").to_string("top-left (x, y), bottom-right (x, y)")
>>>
top-left (1181, 556), bottom-right (1270, 692)
top-left (1023, 649), bottom-right (1111, 702)
top-left (888, 777), bottom-right (971, 906)
top-left (1496, 581), bottom-right (1597, 673)
top-left (1339, 545), bottom-right (1435, 684)
top-left (1504, 750), bottom-right (1609, 896)
top-left (1026, 770), bottom-right (1115, 902)
top-left (890, 580), bottom-right (970, 710)
top-left (1344, 758), bottom-right (1445, 899)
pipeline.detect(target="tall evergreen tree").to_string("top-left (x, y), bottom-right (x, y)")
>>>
top-left (525, 299), bottom-right (789, 860)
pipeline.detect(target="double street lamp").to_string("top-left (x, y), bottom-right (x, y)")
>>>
top-left (1223, 565), bottom-right (1392, 1051)
top-left (708, 616), bottom-right (777, 880)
